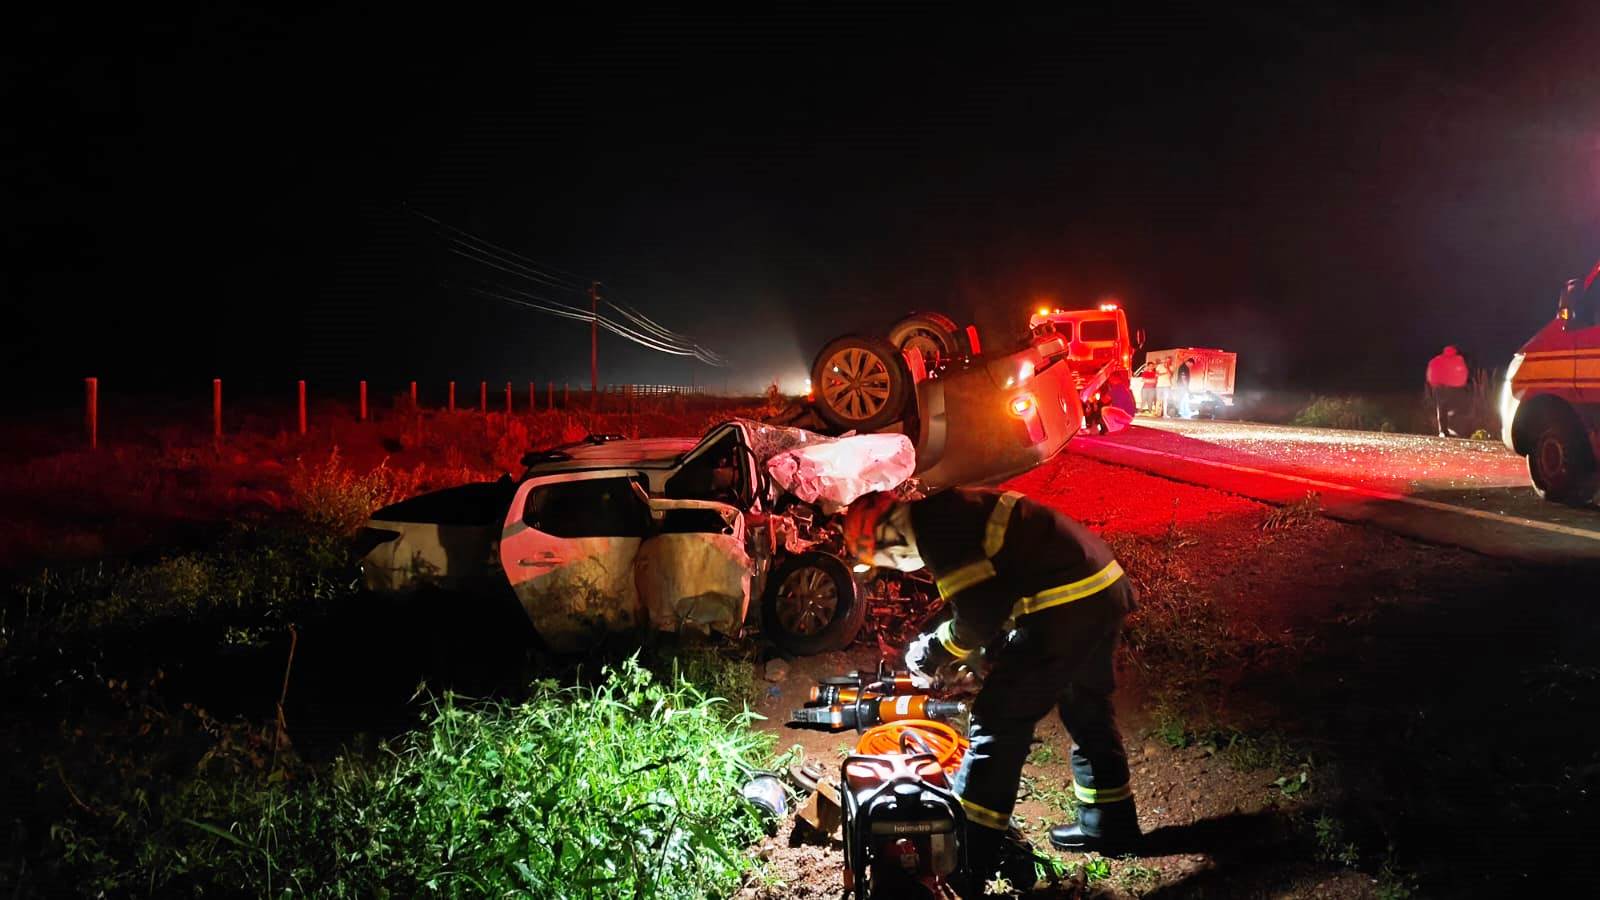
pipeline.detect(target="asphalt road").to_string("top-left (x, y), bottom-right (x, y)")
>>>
top-left (1072, 417), bottom-right (1600, 565)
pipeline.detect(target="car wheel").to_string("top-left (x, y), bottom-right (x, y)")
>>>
top-left (811, 335), bottom-right (912, 431)
top-left (1527, 413), bottom-right (1599, 506)
top-left (761, 552), bottom-right (865, 655)
top-left (888, 312), bottom-right (961, 370)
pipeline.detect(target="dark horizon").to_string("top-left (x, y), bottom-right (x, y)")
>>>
top-left (7, 5), bottom-right (1599, 399)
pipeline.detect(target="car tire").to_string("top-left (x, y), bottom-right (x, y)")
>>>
top-left (761, 552), bottom-right (864, 655)
top-left (888, 312), bottom-right (962, 370)
top-left (1527, 412), bottom-right (1599, 506)
top-left (811, 335), bottom-right (913, 432)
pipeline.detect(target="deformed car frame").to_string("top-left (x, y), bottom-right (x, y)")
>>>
top-left (357, 421), bottom-right (870, 655)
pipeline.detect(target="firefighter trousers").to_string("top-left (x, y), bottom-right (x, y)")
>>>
top-left (950, 581), bottom-right (1133, 833)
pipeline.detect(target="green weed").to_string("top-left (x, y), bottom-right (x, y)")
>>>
top-left (1080, 855), bottom-right (1113, 882)
top-left (44, 657), bottom-right (773, 898)
top-left (1115, 859), bottom-right (1162, 891)
top-left (6, 525), bottom-right (353, 659)
top-left (1313, 814), bottom-right (1361, 868)
top-left (1018, 773), bottom-right (1078, 818)
top-left (1027, 742), bottom-right (1063, 765)
top-left (289, 445), bottom-right (419, 535)
top-left (1291, 395), bottom-right (1395, 432)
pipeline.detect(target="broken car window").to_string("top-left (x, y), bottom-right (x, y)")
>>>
top-left (524, 477), bottom-right (651, 538)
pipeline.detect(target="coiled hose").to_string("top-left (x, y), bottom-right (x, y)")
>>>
top-left (855, 718), bottom-right (969, 774)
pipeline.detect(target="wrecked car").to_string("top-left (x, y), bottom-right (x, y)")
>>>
top-left (356, 421), bottom-right (914, 655)
top-left (804, 311), bottom-right (1083, 488)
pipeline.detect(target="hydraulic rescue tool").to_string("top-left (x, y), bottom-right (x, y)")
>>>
top-left (791, 665), bottom-right (976, 898)
top-left (790, 667), bottom-right (968, 733)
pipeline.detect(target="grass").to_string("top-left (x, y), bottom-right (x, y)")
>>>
top-left (4, 524), bottom-right (354, 663)
top-left (1291, 395), bottom-right (1397, 432)
top-left (1027, 742), bottom-right (1062, 765)
top-left (1260, 491), bottom-right (1322, 531)
top-left (1018, 773), bottom-right (1078, 819)
top-left (40, 657), bottom-right (774, 897)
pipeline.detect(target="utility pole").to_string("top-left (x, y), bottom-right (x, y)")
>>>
top-left (589, 281), bottom-right (601, 404)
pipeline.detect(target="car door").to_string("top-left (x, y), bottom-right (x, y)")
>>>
top-left (1575, 275), bottom-right (1600, 405)
top-left (634, 499), bottom-right (751, 638)
top-left (499, 470), bottom-right (651, 652)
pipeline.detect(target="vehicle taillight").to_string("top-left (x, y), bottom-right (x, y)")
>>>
top-left (1008, 394), bottom-right (1036, 417)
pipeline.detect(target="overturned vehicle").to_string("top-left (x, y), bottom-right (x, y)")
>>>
top-left (357, 421), bottom-right (922, 655)
top-left (359, 312), bottom-right (1094, 656)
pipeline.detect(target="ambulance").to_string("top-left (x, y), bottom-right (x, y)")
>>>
top-left (1501, 259), bottom-right (1600, 505)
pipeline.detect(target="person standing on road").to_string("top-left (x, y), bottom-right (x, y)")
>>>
top-left (1426, 345), bottom-right (1470, 437)
top-left (844, 488), bottom-right (1141, 893)
top-left (1139, 363), bottom-right (1157, 413)
top-left (1154, 359), bottom-right (1172, 417)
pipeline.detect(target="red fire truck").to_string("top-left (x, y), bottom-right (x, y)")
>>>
top-left (1501, 259), bottom-right (1600, 505)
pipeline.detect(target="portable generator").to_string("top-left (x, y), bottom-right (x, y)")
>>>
top-left (841, 749), bottom-right (968, 899)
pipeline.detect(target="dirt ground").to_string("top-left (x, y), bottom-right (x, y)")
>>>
top-left (5, 410), bottom-right (1597, 898)
top-left (740, 452), bottom-right (1600, 898)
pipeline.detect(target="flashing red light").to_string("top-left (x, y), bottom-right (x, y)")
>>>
top-left (1008, 394), bottom-right (1036, 417)
top-left (1099, 301), bottom-right (1120, 312)
top-left (1036, 306), bottom-right (1051, 316)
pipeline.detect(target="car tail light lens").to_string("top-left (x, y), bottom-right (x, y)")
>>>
top-left (1008, 394), bottom-right (1036, 417)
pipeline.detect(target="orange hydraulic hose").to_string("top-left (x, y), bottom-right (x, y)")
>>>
top-left (855, 719), bottom-right (970, 774)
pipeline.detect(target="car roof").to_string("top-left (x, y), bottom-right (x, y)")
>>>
top-left (524, 436), bottom-right (700, 475)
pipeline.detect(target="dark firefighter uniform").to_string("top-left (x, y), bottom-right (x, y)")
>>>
top-left (905, 487), bottom-right (1139, 854)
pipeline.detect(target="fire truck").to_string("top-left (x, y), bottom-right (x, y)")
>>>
top-left (1500, 259), bottom-right (1600, 505)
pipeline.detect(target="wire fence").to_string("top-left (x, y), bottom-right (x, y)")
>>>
top-left (69, 378), bottom-right (739, 450)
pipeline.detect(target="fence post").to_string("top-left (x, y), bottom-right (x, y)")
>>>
top-left (409, 380), bottom-right (418, 410)
top-left (529, 381), bottom-right (535, 412)
top-left (359, 380), bottom-right (368, 421)
top-left (85, 377), bottom-right (98, 450)
top-left (479, 381), bottom-right (487, 413)
top-left (448, 381), bottom-right (456, 412)
top-left (213, 378), bottom-right (222, 444)
top-left (548, 382), bottom-right (555, 410)
top-left (297, 380), bottom-right (307, 435)
top-left (505, 381), bottom-right (512, 414)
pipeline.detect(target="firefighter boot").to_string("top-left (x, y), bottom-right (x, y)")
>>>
top-left (957, 824), bottom-right (1038, 897)
top-left (1049, 796), bottom-right (1140, 854)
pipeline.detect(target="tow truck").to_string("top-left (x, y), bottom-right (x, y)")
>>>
top-left (1501, 258), bottom-right (1600, 505)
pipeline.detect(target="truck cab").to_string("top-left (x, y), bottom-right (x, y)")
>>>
top-left (1028, 302), bottom-right (1134, 382)
top-left (1501, 259), bottom-right (1600, 505)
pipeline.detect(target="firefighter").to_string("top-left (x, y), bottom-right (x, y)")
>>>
top-left (844, 489), bottom-right (1141, 888)
top-left (1426, 345), bottom-right (1470, 437)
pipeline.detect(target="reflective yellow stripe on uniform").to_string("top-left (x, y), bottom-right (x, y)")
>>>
top-left (937, 492), bottom-right (1022, 598)
top-left (1012, 561), bottom-right (1124, 618)
top-left (983, 491), bottom-right (1023, 558)
top-left (935, 619), bottom-right (976, 660)
top-left (936, 559), bottom-right (997, 598)
top-left (958, 795), bottom-right (1013, 830)
top-left (1072, 780), bottom-right (1133, 804)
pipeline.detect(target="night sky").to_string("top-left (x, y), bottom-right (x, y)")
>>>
top-left (7, 5), bottom-right (1598, 400)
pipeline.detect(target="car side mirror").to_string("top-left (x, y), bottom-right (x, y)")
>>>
top-left (1558, 279), bottom-right (1578, 323)
top-left (1135, 328), bottom-right (1147, 349)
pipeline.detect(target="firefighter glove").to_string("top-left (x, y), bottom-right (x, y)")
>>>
top-left (905, 631), bottom-right (957, 689)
